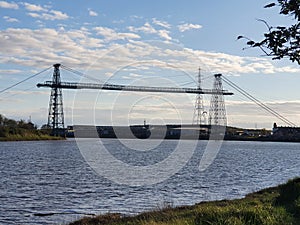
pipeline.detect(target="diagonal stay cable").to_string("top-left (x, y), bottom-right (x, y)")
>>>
top-left (223, 77), bottom-right (296, 127)
top-left (1, 69), bottom-right (53, 100)
top-left (0, 66), bottom-right (52, 95)
top-left (222, 76), bottom-right (296, 127)
top-left (60, 65), bottom-right (105, 83)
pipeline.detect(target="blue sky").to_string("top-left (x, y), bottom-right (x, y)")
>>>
top-left (0, 0), bottom-right (299, 128)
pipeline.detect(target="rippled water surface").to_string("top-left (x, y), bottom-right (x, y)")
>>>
top-left (1, 139), bottom-right (300, 224)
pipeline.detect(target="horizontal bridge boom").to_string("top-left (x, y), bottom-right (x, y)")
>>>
top-left (37, 81), bottom-right (233, 95)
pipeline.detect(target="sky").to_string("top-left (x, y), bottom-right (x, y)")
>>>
top-left (0, 0), bottom-right (299, 129)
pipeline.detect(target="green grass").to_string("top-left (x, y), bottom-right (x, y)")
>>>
top-left (69, 178), bottom-right (300, 225)
top-left (0, 133), bottom-right (64, 141)
top-left (0, 114), bottom-right (65, 141)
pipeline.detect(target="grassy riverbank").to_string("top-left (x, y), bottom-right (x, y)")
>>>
top-left (70, 178), bottom-right (300, 225)
top-left (0, 114), bottom-right (65, 141)
top-left (0, 133), bottom-right (64, 141)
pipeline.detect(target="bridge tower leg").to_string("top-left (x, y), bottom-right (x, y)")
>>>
top-left (47, 64), bottom-right (65, 136)
top-left (192, 68), bottom-right (206, 125)
top-left (209, 74), bottom-right (227, 127)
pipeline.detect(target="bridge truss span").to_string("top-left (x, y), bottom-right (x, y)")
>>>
top-left (37, 81), bottom-right (234, 95)
top-left (36, 64), bottom-right (233, 136)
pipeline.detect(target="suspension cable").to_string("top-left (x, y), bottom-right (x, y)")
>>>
top-left (60, 65), bottom-right (105, 83)
top-left (222, 76), bottom-right (296, 127)
top-left (0, 66), bottom-right (52, 95)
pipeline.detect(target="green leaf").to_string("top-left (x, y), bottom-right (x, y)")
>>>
top-left (247, 41), bottom-right (255, 45)
top-left (264, 3), bottom-right (276, 8)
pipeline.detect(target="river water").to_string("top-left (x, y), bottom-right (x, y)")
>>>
top-left (1, 139), bottom-right (300, 224)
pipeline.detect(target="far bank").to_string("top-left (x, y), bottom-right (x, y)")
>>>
top-left (0, 114), bottom-right (64, 141)
top-left (66, 123), bottom-right (300, 142)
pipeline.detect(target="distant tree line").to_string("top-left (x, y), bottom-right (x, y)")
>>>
top-left (0, 114), bottom-right (50, 138)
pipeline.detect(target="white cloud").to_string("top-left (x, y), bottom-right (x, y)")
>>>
top-left (178, 23), bottom-right (202, 32)
top-left (4, 90), bottom-right (49, 96)
top-left (276, 66), bottom-right (300, 73)
top-left (130, 15), bottom-right (143, 20)
top-left (0, 28), bottom-right (105, 68)
top-left (128, 22), bottom-right (157, 34)
top-left (93, 26), bottom-right (140, 41)
top-left (128, 23), bottom-right (172, 41)
top-left (0, 69), bottom-right (21, 74)
top-left (27, 7), bottom-right (69, 21)
top-left (27, 12), bottom-right (39, 18)
top-left (129, 73), bottom-right (142, 78)
top-left (158, 29), bottom-right (172, 41)
top-left (226, 100), bottom-right (300, 128)
top-left (23, 2), bottom-right (46, 12)
top-left (0, 1), bottom-right (18, 9)
top-left (88, 9), bottom-right (98, 17)
top-left (152, 18), bottom-right (171, 29)
top-left (3, 15), bottom-right (18, 22)
top-left (49, 10), bottom-right (69, 20)
top-left (0, 27), bottom-right (298, 82)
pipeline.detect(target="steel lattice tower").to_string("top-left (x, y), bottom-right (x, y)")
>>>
top-left (192, 68), bottom-right (206, 125)
top-left (209, 74), bottom-right (227, 126)
top-left (47, 64), bottom-right (65, 135)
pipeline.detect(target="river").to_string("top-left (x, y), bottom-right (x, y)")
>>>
top-left (1, 139), bottom-right (300, 224)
